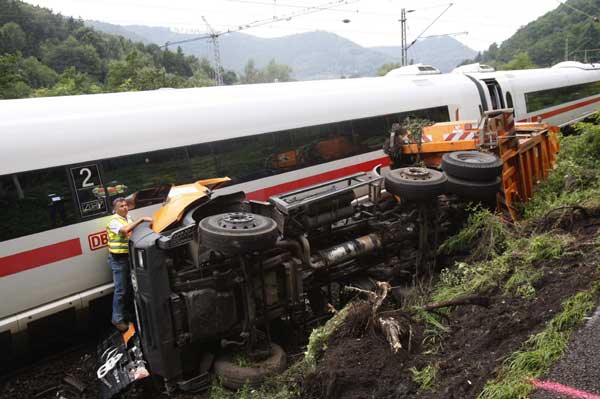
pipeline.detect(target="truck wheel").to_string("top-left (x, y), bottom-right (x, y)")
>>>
top-left (199, 212), bottom-right (278, 254)
top-left (445, 174), bottom-right (501, 201)
top-left (384, 167), bottom-right (447, 201)
top-left (214, 343), bottom-right (287, 390)
top-left (441, 151), bottom-right (502, 181)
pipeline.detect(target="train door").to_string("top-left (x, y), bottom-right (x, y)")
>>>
top-left (482, 79), bottom-right (505, 110)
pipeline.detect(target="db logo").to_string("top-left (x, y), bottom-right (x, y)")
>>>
top-left (88, 231), bottom-right (108, 251)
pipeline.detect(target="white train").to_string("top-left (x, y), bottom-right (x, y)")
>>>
top-left (1, 61), bottom-right (599, 358)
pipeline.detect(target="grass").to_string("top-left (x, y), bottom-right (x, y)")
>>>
top-left (436, 225), bottom-right (575, 303)
top-left (410, 364), bottom-right (439, 391)
top-left (304, 306), bottom-right (350, 366)
top-left (233, 353), bottom-right (255, 368)
top-left (478, 287), bottom-right (599, 399)
top-left (524, 117), bottom-right (600, 219)
top-left (439, 206), bottom-right (510, 261)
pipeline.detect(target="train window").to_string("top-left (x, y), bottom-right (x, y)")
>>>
top-left (525, 80), bottom-right (600, 113)
top-left (0, 168), bottom-right (78, 241)
top-left (386, 106), bottom-right (451, 138)
top-left (266, 123), bottom-right (357, 175)
top-left (187, 142), bottom-right (218, 181)
top-left (297, 122), bottom-right (356, 164)
top-left (267, 130), bottom-right (297, 172)
top-left (396, 106), bottom-right (451, 124)
top-left (506, 92), bottom-right (514, 109)
top-left (212, 133), bottom-right (277, 184)
top-left (352, 116), bottom-right (388, 151)
top-left (101, 148), bottom-right (193, 210)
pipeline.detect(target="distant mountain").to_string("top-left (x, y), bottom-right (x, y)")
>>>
top-left (85, 20), bottom-right (149, 44)
top-left (371, 36), bottom-right (478, 73)
top-left (86, 21), bottom-right (477, 79)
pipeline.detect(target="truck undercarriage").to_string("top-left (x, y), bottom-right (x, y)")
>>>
top-left (96, 110), bottom-right (559, 397)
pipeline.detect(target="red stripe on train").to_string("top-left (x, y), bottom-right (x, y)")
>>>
top-left (246, 156), bottom-right (391, 201)
top-left (0, 238), bottom-right (82, 278)
top-left (517, 96), bottom-right (600, 123)
top-left (0, 157), bottom-right (389, 277)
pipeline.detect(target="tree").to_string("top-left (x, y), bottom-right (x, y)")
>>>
top-left (241, 59), bottom-right (293, 84)
top-left (34, 66), bottom-right (102, 97)
top-left (500, 52), bottom-right (537, 70)
top-left (485, 43), bottom-right (499, 61)
top-left (22, 55), bottom-right (58, 88)
top-left (106, 50), bottom-right (147, 90)
top-left (0, 22), bottom-right (27, 54)
top-left (162, 47), bottom-right (194, 77)
top-left (241, 59), bottom-right (260, 84)
top-left (222, 70), bottom-right (238, 85)
top-left (262, 59), bottom-right (292, 82)
top-left (41, 35), bottom-right (103, 78)
top-left (0, 52), bottom-right (32, 99)
top-left (377, 62), bottom-right (402, 76)
top-left (106, 50), bottom-right (191, 91)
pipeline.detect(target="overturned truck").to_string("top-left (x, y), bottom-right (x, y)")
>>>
top-left (98, 110), bottom-right (559, 396)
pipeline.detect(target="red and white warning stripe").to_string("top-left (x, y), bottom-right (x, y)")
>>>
top-left (444, 131), bottom-right (477, 141)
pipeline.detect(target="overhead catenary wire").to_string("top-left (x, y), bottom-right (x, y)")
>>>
top-left (161, 0), bottom-right (361, 48)
top-left (222, 0), bottom-right (452, 17)
top-left (554, 0), bottom-right (599, 21)
top-left (406, 3), bottom-right (454, 51)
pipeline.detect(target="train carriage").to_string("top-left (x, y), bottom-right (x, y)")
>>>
top-left (1, 61), bottom-right (599, 362)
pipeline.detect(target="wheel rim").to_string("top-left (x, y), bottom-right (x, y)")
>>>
top-left (455, 152), bottom-right (494, 164)
top-left (219, 213), bottom-right (258, 230)
top-left (400, 167), bottom-right (432, 181)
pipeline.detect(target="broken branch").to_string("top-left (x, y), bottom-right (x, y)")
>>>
top-left (421, 294), bottom-right (490, 311)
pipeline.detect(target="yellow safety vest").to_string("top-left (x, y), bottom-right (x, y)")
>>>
top-left (107, 215), bottom-right (130, 254)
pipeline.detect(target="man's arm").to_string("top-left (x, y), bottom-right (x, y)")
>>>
top-left (118, 216), bottom-right (153, 235)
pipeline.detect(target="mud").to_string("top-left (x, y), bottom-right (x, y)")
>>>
top-left (301, 216), bottom-right (600, 399)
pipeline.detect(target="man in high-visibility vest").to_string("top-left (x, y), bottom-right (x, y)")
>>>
top-left (106, 197), bottom-right (152, 332)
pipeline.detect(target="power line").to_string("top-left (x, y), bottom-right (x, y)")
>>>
top-left (161, 0), bottom-right (361, 47)
top-left (406, 3), bottom-right (454, 51)
top-left (419, 31), bottom-right (467, 40)
top-left (222, 0), bottom-right (452, 17)
top-left (554, 0), bottom-right (599, 21)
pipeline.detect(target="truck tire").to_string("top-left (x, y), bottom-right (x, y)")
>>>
top-left (199, 212), bottom-right (278, 254)
top-left (384, 167), bottom-right (447, 201)
top-left (441, 151), bottom-right (502, 181)
top-left (214, 343), bottom-right (287, 390)
top-left (445, 174), bottom-right (501, 201)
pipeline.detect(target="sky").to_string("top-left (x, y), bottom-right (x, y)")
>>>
top-left (24, 0), bottom-right (561, 52)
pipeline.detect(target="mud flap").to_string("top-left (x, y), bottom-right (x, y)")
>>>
top-left (96, 323), bottom-right (149, 399)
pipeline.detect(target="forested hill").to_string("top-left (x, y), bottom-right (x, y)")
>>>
top-left (0, 0), bottom-right (268, 99)
top-left (469, 0), bottom-right (600, 68)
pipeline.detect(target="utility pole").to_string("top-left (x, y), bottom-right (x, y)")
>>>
top-left (162, 0), bottom-right (361, 85)
top-left (400, 4), bottom-right (452, 67)
top-left (400, 8), bottom-right (408, 66)
top-left (202, 16), bottom-right (224, 86)
top-left (565, 37), bottom-right (569, 61)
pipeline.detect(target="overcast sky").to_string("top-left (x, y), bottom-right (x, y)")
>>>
top-left (24, 0), bottom-right (560, 52)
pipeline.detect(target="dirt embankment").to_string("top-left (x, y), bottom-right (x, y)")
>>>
top-left (301, 213), bottom-right (600, 399)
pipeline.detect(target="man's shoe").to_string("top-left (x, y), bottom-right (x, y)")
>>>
top-left (112, 321), bottom-right (129, 332)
